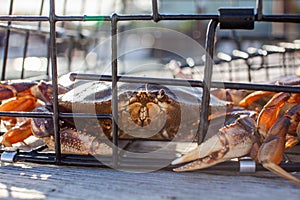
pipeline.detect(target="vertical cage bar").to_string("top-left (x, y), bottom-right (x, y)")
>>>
top-left (282, 52), bottom-right (287, 76)
top-left (46, 37), bottom-right (51, 77)
top-left (1, 0), bottom-right (14, 80)
top-left (61, 0), bottom-right (68, 28)
top-left (256, 0), bottom-right (263, 20)
top-left (228, 62), bottom-right (233, 82)
top-left (292, 51), bottom-right (296, 72)
top-left (67, 37), bottom-right (74, 72)
top-left (246, 61), bottom-right (252, 82)
top-left (38, 0), bottom-right (45, 30)
top-left (21, 31), bottom-right (30, 79)
top-left (262, 54), bottom-right (269, 81)
top-left (76, 0), bottom-right (85, 32)
top-left (111, 13), bottom-right (119, 168)
top-left (198, 20), bottom-right (219, 144)
top-left (152, 0), bottom-right (160, 22)
top-left (49, 0), bottom-right (61, 164)
top-left (38, 0), bottom-right (48, 79)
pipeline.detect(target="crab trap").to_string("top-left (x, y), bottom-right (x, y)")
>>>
top-left (0, 0), bottom-right (300, 176)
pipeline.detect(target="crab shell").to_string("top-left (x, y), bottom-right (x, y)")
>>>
top-left (54, 81), bottom-right (232, 141)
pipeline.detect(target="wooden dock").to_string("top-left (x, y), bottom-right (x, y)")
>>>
top-left (1, 157), bottom-right (299, 199)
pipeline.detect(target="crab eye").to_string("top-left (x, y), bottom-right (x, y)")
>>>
top-left (157, 89), bottom-right (165, 100)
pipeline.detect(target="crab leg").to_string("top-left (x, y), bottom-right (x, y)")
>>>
top-left (0, 95), bottom-right (38, 126)
top-left (211, 88), bottom-right (250, 106)
top-left (31, 107), bottom-right (112, 155)
top-left (0, 95), bottom-right (37, 112)
top-left (257, 92), bottom-right (291, 137)
top-left (0, 81), bottom-right (69, 147)
top-left (0, 85), bottom-right (17, 100)
top-left (0, 81), bottom-right (37, 100)
top-left (238, 91), bottom-right (275, 108)
top-left (1, 119), bottom-right (32, 147)
top-left (172, 115), bottom-right (256, 171)
top-left (40, 128), bottom-right (112, 155)
top-left (257, 104), bottom-right (300, 184)
top-left (257, 92), bottom-right (300, 138)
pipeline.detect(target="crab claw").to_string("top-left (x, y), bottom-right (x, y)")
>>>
top-left (0, 80), bottom-right (37, 100)
top-left (257, 104), bottom-right (300, 184)
top-left (1, 119), bottom-right (32, 147)
top-left (172, 115), bottom-right (256, 171)
top-left (238, 91), bottom-right (275, 108)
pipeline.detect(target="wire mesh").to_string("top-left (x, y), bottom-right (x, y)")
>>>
top-left (0, 0), bottom-right (299, 172)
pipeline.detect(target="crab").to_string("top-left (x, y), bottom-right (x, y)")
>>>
top-left (1, 78), bottom-right (299, 184)
top-left (0, 80), bottom-right (68, 147)
top-left (172, 78), bottom-right (300, 184)
top-left (1, 80), bottom-right (232, 154)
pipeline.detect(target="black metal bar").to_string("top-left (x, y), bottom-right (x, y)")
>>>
top-left (1, 13), bottom-right (300, 24)
top-left (38, 0), bottom-right (45, 30)
top-left (111, 13), bottom-right (119, 169)
top-left (260, 15), bottom-right (300, 23)
top-left (6, 149), bottom-right (300, 172)
top-left (219, 8), bottom-right (254, 30)
top-left (60, 0), bottom-right (68, 28)
top-left (76, 0), bottom-right (85, 33)
top-left (0, 16), bottom-right (49, 21)
top-left (61, 14), bottom-right (219, 22)
top-left (198, 20), bottom-right (219, 144)
top-left (44, 37), bottom-right (50, 77)
top-left (256, 0), bottom-right (263, 21)
top-left (67, 36), bottom-right (74, 72)
top-left (0, 14), bottom-right (234, 22)
top-left (159, 14), bottom-right (219, 21)
top-left (152, 0), bottom-right (160, 22)
top-left (1, 0), bottom-right (14, 81)
top-left (69, 73), bottom-right (201, 87)
top-left (221, 82), bottom-right (300, 93)
top-left (21, 31), bottom-right (30, 79)
top-left (59, 113), bottom-right (112, 119)
top-left (282, 52), bottom-right (287, 76)
top-left (49, 0), bottom-right (61, 165)
top-left (0, 111), bottom-right (111, 120)
top-left (229, 62), bottom-right (233, 82)
top-left (0, 111), bottom-right (52, 118)
top-left (263, 55), bottom-right (269, 81)
top-left (69, 73), bottom-right (300, 93)
top-left (1, 13), bottom-right (300, 23)
top-left (246, 61), bottom-right (252, 82)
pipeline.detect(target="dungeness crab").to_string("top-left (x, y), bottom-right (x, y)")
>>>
top-left (0, 78), bottom-right (299, 184)
top-left (1, 80), bottom-right (231, 153)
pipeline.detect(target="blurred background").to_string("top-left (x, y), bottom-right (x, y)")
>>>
top-left (0, 0), bottom-right (300, 82)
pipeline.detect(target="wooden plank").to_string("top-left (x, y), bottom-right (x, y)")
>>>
top-left (0, 161), bottom-right (299, 200)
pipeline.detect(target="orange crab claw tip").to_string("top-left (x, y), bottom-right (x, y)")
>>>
top-left (262, 162), bottom-right (300, 184)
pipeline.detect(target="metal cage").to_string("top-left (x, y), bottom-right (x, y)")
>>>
top-left (0, 0), bottom-right (300, 172)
